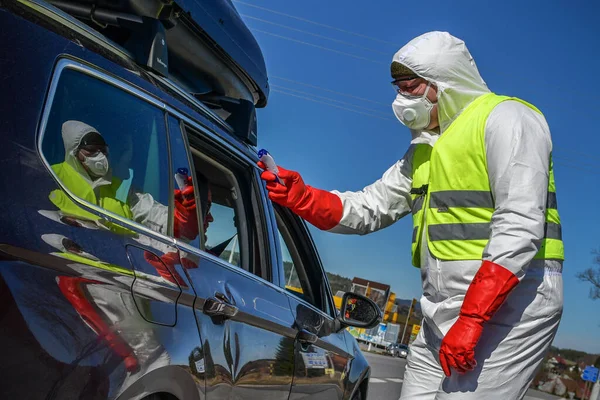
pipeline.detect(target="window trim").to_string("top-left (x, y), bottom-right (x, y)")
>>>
top-left (252, 167), bottom-right (279, 285)
top-left (164, 113), bottom-right (176, 238)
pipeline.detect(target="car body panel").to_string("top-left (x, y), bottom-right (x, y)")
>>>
top-left (0, 3), bottom-right (373, 399)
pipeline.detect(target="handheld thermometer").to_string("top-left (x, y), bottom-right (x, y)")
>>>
top-left (258, 149), bottom-right (284, 185)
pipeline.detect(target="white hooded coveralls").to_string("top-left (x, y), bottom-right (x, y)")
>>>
top-left (329, 32), bottom-right (563, 399)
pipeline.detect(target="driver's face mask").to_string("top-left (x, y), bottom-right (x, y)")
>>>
top-left (81, 151), bottom-right (109, 178)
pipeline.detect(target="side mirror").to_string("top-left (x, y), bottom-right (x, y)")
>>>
top-left (339, 292), bottom-right (382, 329)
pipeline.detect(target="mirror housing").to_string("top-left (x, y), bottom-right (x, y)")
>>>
top-left (338, 292), bottom-right (382, 329)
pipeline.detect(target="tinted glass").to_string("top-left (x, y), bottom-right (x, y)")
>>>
top-left (42, 68), bottom-right (171, 235)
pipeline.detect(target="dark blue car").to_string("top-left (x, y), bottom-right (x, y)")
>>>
top-left (0, 1), bottom-right (381, 399)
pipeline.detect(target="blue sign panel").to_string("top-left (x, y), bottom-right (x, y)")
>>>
top-left (582, 366), bottom-right (599, 383)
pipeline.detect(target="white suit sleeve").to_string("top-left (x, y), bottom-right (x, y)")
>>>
top-left (128, 190), bottom-right (169, 235)
top-left (483, 101), bottom-right (552, 278)
top-left (328, 146), bottom-right (415, 235)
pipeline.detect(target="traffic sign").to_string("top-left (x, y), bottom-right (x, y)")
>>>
top-left (582, 366), bottom-right (599, 383)
top-left (411, 324), bottom-right (421, 335)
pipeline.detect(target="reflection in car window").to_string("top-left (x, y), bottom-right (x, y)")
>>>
top-left (41, 68), bottom-right (181, 237)
top-left (344, 296), bottom-right (377, 324)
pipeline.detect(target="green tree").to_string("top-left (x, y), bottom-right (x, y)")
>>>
top-left (272, 337), bottom-right (295, 376)
top-left (557, 349), bottom-right (588, 361)
top-left (326, 272), bottom-right (352, 294)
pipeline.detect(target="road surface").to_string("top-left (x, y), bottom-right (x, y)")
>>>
top-left (363, 352), bottom-right (560, 400)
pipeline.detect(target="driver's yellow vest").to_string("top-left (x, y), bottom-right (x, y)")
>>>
top-left (410, 93), bottom-right (564, 268)
top-left (49, 162), bottom-right (135, 235)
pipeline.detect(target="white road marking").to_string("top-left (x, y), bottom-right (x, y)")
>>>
top-left (370, 378), bottom-right (404, 383)
top-left (387, 378), bottom-right (404, 383)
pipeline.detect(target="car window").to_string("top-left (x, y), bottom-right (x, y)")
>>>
top-left (41, 68), bottom-right (171, 236)
top-left (185, 126), bottom-right (264, 278)
top-left (275, 208), bottom-right (332, 315)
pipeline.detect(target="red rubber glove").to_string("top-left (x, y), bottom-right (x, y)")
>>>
top-left (258, 161), bottom-right (343, 231)
top-left (57, 276), bottom-right (139, 372)
top-left (143, 251), bottom-right (188, 287)
top-left (439, 260), bottom-right (519, 377)
top-left (173, 177), bottom-right (199, 240)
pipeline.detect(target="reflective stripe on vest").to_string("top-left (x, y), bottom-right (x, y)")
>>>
top-left (428, 221), bottom-right (562, 241)
top-left (409, 93), bottom-right (564, 267)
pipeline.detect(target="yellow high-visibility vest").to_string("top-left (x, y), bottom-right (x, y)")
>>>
top-left (410, 93), bottom-right (564, 267)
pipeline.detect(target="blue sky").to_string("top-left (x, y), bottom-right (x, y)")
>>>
top-left (236, 0), bottom-right (600, 354)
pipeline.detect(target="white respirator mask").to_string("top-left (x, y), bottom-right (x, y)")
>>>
top-left (392, 82), bottom-right (435, 130)
top-left (82, 152), bottom-right (109, 177)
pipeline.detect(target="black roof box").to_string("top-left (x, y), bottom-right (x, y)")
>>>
top-left (47, 0), bottom-right (270, 108)
top-left (176, 0), bottom-right (269, 107)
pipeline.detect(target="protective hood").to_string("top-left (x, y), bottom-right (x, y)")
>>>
top-left (392, 31), bottom-right (490, 134)
top-left (61, 120), bottom-right (112, 188)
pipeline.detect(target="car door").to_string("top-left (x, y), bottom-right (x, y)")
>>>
top-left (166, 119), bottom-right (297, 400)
top-left (0, 60), bottom-right (204, 399)
top-left (271, 206), bottom-right (353, 399)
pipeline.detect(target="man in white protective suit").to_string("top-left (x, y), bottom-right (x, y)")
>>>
top-left (258, 31), bottom-right (564, 399)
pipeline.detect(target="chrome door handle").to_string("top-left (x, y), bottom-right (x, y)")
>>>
top-left (203, 293), bottom-right (238, 318)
